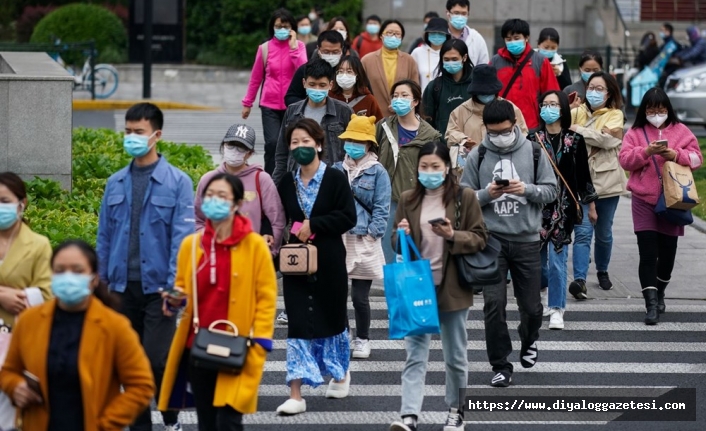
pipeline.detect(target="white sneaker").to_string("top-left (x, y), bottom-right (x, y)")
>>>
top-left (276, 398), bottom-right (306, 415)
top-left (541, 288), bottom-right (551, 316)
top-left (325, 370), bottom-right (351, 398)
top-left (276, 311), bottom-right (288, 324)
top-left (352, 338), bottom-right (371, 359)
top-left (165, 423), bottom-right (182, 431)
top-left (549, 309), bottom-right (564, 330)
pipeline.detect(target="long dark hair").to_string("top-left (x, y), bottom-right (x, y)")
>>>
top-left (632, 87), bottom-right (680, 129)
top-left (406, 140), bottom-right (457, 210)
top-left (585, 71), bottom-right (623, 110)
top-left (51, 240), bottom-right (121, 311)
top-left (331, 55), bottom-right (373, 96)
top-left (538, 90), bottom-right (571, 130)
top-left (436, 39), bottom-right (473, 78)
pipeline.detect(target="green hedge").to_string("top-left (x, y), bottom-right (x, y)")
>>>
top-left (30, 3), bottom-right (127, 64)
top-left (25, 128), bottom-right (214, 247)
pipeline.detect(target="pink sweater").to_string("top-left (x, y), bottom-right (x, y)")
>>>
top-left (242, 38), bottom-right (307, 110)
top-left (619, 122), bottom-right (703, 205)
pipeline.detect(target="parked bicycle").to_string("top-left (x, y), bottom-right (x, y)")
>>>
top-left (50, 40), bottom-right (119, 99)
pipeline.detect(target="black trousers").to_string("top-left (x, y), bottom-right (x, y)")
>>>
top-left (120, 281), bottom-right (178, 430)
top-left (351, 279), bottom-right (373, 340)
top-left (482, 239), bottom-right (543, 374)
top-left (636, 231), bottom-right (678, 289)
top-left (189, 353), bottom-right (244, 431)
top-left (261, 107), bottom-right (286, 175)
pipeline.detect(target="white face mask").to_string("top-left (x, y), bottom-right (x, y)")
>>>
top-left (336, 73), bottom-right (357, 90)
top-left (337, 30), bottom-right (348, 40)
top-left (489, 131), bottom-right (516, 149)
top-left (646, 113), bottom-right (668, 129)
top-left (320, 53), bottom-right (341, 67)
top-left (223, 146), bottom-right (248, 167)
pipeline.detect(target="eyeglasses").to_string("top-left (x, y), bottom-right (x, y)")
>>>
top-left (274, 24), bottom-right (292, 30)
top-left (486, 129), bottom-right (514, 138)
top-left (587, 85), bottom-right (607, 92)
top-left (382, 32), bottom-right (402, 38)
top-left (541, 102), bottom-right (560, 108)
top-left (646, 109), bottom-right (668, 116)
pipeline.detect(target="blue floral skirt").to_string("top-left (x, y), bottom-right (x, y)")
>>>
top-left (285, 328), bottom-right (350, 388)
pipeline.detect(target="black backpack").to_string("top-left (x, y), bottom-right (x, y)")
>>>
top-left (477, 141), bottom-right (541, 183)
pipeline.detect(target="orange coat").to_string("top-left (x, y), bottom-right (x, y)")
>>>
top-left (361, 49), bottom-right (420, 117)
top-left (0, 297), bottom-right (155, 431)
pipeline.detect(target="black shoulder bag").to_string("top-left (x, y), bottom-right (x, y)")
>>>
top-left (501, 51), bottom-right (533, 99)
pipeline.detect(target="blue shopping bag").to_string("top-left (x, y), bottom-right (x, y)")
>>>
top-left (383, 229), bottom-right (441, 339)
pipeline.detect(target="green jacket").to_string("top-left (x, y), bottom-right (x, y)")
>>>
top-left (422, 70), bottom-right (473, 144)
top-left (376, 115), bottom-right (442, 202)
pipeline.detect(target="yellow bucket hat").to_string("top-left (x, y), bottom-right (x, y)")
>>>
top-left (338, 114), bottom-right (377, 145)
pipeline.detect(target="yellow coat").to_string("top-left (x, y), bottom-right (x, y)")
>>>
top-left (158, 231), bottom-right (277, 414)
top-left (0, 223), bottom-right (52, 327)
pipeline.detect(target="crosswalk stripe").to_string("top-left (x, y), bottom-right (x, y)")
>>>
top-left (342, 320), bottom-right (706, 331)
top-left (262, 361), bottom-right (706, 373)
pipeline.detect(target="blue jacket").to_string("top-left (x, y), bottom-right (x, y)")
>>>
top-left (333, 158), bottom-right (391, 238)
top-left (676, 37), bottom-right (706, 64)
top-left (96, 156), bottom-right (195, 294)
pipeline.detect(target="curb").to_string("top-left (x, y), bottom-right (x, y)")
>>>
top-left (72, 100), bottom-right (219, 111)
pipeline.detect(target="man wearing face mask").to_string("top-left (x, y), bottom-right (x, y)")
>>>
top-left (96, 103), bottom-right (194, 431)
top-left (445, 0), bottom-right (489, 67)
top-left (491, 18), bottom-right (559, 132)
top-left (194, 124), bottom-right (286, 256)
top-left (274, 59), bottom-right (353, 186)
top-left (461, 99), bottom-right (557, 388)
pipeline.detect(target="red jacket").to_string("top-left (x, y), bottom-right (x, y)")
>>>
top-left (491, 44), bottom-right (559, 130)
top-left (353, 32), bottom-right (383, 59)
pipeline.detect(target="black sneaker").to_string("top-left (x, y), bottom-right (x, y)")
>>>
top-left (390, 416), bottom-right (417, 431)
top-left (490, 371), bottom-right (512, 387)
top-left (520, 341), bottom-right (538, 368)
top-left (443, 408), bottom-right (464, 431)
top-left (597, 271), bottom-right (613, 290)
top-left (569, 279), bottom-right (588, 300)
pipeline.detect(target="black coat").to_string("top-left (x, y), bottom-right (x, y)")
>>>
top-left (278, 167), bottom-right (357, 339)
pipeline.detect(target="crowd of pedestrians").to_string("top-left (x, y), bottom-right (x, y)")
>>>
top-left (0, 2), bottom-right (702, 431)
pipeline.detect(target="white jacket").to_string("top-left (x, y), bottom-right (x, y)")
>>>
top-left (463, 27), bottom-right (490, 66)
top-left (411, 45), bottom-right (441, 93)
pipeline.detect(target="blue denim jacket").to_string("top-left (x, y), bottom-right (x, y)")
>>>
top-left (96, 156), bottom-right (195, 294)
top-left (333, 159), bottom-right (391, 238)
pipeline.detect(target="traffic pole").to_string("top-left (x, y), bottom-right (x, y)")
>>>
top-left (143, 0), bottom-right (153, 99)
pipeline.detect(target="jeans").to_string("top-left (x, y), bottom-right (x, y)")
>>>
top-left (541, 243), bottom-right (568, 310)
top-left (120, 282), bottom-right (178, 430)
top-left (483, 238), bottom-right (542, 374)
top-left (382, 199), bottom-right (399, 264)
top-left (400, 308), bottom-right (469, 416)
top-left (573, 196), bottom-right (620, 280)
top-left (351, 279), bottom-right (372, 340)
top-left (636, 231), bottom-right (679, 289)
top-left (189, 352), bottom-right (244, 431)
top-left (261, 107), bottom-right (286, 175)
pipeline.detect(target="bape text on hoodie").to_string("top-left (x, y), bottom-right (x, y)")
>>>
top-left (461, 126), bottom-right (558, 242)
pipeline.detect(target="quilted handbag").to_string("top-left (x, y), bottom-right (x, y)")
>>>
top-left (279, 243), bottom-right (318, 275)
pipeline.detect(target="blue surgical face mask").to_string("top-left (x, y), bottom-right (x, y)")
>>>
top-left (0, 202), bottom-right (19, 230)
top-left (383, 36), bottom-right (402, 50)
top-left (659, 31), bottom-right (667, 40)
top-left (449, 15), bottom-right (468, 30)
top-left (506, 39), bottom-right (526, 56)
top-left (298, 26), bottom-right (312, 36)
top-left (428, 33), bottom-right (447, 46)
top-left (202, 196), bottom-right (234, 222)
top-left (306, 87), bottom-right (328, 103)
top-left (586, 90), bottom-right (606, 108)
top-left (274, 28), bottom-right (290, 41)
top-left (540, 105), bottom-right (561, 124)
top-left (476, 94), bottom-right (496, 104)
top-left (344, 142), bottom-right (367, 160)
top-left (366, 24), bottom-right (380, 35)
top-left (391, 97), bottom-right (413, 116)
top-left (124, 132), bottom-right (157, 158)
top-left (581, 70), bottom-right (594, 83)
top-left (418, 170), bottom-right (446, 190)
top-left (443, 61), bottom-right (463, 74)
top-left (539, 49), bottom-right (556, 59)
top-left (52, 272), bottom-right (93, 306)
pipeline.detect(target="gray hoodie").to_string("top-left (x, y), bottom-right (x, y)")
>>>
top-left (461, 125), bottom-right (557, 242)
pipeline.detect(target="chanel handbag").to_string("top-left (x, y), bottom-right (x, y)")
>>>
top-left (279, 242), bottom-right (318, 275)
top-left (189, 233), bottom-right (250, 374)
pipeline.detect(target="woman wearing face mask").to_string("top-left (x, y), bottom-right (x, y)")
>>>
top-left (242, 8), bottom-right (307, 175)
top-left (159, 174), bottom-right (277, 430)
top-left (362, 20), bottom-right (421, 117)
top-left (377, 80), bottom-right (441, 264)
top-left (330, 55), bottom-right (384, 119)
top-left (563, 50), bottom-right (603, 109)
top-left (410, 17), bottom-right (451, 92)
top-left (296, 15), bottom-right (316, 48)
top-left (325, 16), bottom-right (355, 55)
top-left (619, 88), bottom-right (702, 325)
top-left (195, 124), bottom-right (286, 257)
top-left (332, 115), bottom-right (391, 360)
top-left (389, 140), bottom-right (487, 431)
top-left (568, 71), bottom-right (626, 300)
top-left (422, 39), bottom-right (474, 145)
top-left (275, 118), bottom-right (357, 415)
top-left (529, 91), bottom-right (596, 330)
top-left (0, 172), bottom-right (52, 428)
top-left (536, 27), bottom-right (572, 90)
top-left (0, 240), bottom-right (154, 430)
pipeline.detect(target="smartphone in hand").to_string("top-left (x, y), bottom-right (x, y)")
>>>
top-left (655, 140), bottom-right (668, 147)
top-left (23, 370), bottom-right (43, 402)
top-left (428, 218), bottom-right (448, 226)
top-left (495, 179), bottom-right (510, 187)
top-left (568, 91), bottom-right (578, 104)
